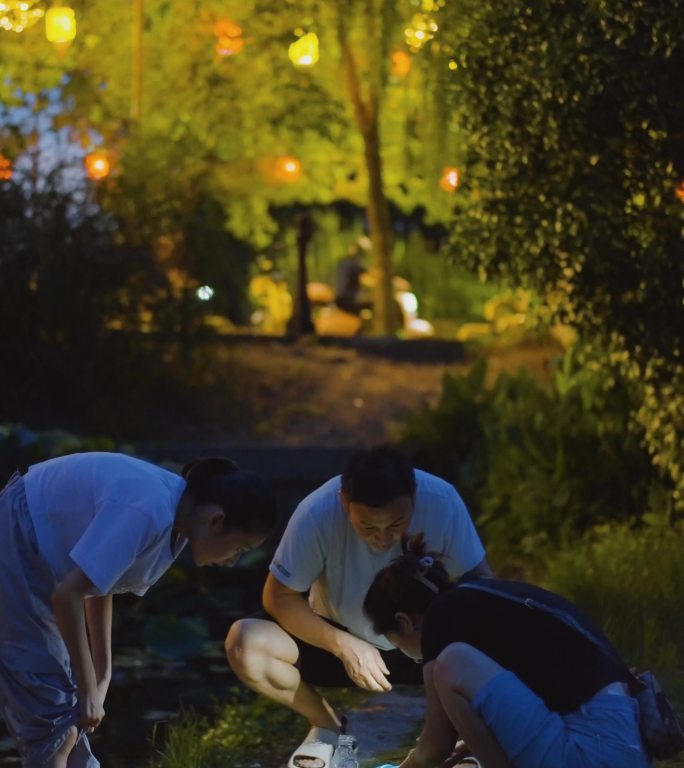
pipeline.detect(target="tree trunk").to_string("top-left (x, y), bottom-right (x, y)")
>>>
top-left (287, 211), bottom-right (315, 336)
top-left (361, 113), bottom-right (395, 336)
top-left (338, 15), bottom-right (397, 336)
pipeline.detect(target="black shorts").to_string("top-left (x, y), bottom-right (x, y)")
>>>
top-left (251, 610), bottom-right (423, 688)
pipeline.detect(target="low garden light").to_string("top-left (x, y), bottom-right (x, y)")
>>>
top-left (85, 150), bottom-right (110, 181)
top-left (45, 5), bottom-right (76, 44)
top-left (439, 166), bottom-right (460, 192)
top-left (214, 19), bottom-right (244, 57)
top-left (275, 155), bottom-right (301, 182)
top-left (288, 32), bottom-right (319, 67)
top-left (0, 153), bottom-right (12, 181)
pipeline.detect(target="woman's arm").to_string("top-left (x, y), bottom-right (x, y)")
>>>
top-left (399, 661), bottom-right (457, 768)
top-left (84, 593), bottom-right (113, 699)
top-left (52, 567), bottom-right (106, 730)
top-left (263, 573), bottom-right (392, 692)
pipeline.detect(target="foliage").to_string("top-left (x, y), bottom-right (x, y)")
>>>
top-left (438, 0), bottom-right (683, 364)
top-left (434, 0), bottom-right (684, 508)
top-left (150, 712), bottom-right (210, 768)
top-left (401, 348), bottom-right (672, 571)
top-left (542, 522), bottom-right (684, 669)
top-left (0, 422), bottom-right (117, 483)
top-left (1, 0), bottom-right (466, 333)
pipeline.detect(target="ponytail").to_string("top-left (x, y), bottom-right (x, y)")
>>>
top-left (363, 533), bottom-right (449, 636)
top-left (182, 457), bottom-right (277, 536)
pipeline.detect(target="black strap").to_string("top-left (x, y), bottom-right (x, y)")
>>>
top-left (457, 580), bottom-right (640, 689)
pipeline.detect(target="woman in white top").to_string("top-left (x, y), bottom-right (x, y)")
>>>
top-left (0, 452), bottom-right (277, 768)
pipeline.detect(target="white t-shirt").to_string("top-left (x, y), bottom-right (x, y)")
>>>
top-left (270, 469), bottom-right (486, 650)
top-left (24, 452), bottom-right (187, 596)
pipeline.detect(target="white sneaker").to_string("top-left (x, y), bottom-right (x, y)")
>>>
top-left (287, 726), bottom-right (337, 768)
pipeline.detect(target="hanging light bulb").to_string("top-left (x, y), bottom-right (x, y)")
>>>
top-left (214, 19), bottom-right (244, 57)
top-left (275, 155), bottom-right (301, 182)
top-left (0, 153), bottom-right (13, 181)
top-left (85, 150), bottom-right (110, 181)
top-left (45, 6), bottom-right (76, 44)
top-left (288, 32), bottom-right (319, 67)
top-left (439, 166), bottom-right (460, 192)
top-left (391, 50), bottom-right (412, 78)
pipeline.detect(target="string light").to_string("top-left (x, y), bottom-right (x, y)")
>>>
top-left (0, 0), bottom-right (44, 33)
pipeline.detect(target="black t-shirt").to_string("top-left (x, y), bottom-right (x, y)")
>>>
top-left (421, 578), bottom-right (630, 714)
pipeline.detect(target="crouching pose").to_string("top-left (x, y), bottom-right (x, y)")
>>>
top-left (363, 534), bottom-right (651, 768)
top-left (0, 452), bottom-right (277, 768)
top-left (225, 446), bottom-right (491, 768)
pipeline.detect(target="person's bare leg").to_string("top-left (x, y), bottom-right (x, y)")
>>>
top-left (225, 619), bottom-right (339, 730)
top-left (43, 725), bottom-right (78, 768)
top-left (433, 643), bottom-right (514, 768)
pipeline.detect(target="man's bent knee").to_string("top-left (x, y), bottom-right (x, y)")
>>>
top-left (225, 618), bottom-right (298, 684)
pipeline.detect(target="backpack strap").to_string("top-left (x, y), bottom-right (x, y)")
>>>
top-left (457, 580), bottom-right (632, 674)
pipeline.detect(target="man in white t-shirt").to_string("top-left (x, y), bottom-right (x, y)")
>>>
top-left (225, 446), bottom-right (491, 768)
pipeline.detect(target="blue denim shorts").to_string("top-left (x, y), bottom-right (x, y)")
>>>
top-left (0, 474), bottom-right (99, 768)
top-left (472, 669), bottom-right (652, 768)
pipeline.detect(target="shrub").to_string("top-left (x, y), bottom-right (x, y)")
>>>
top-left (402, 348), bottom-right (668, 571)
top-left (541, 522), bottom-right (684, 669)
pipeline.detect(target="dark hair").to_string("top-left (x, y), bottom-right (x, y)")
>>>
top-left (182, 457), bottom-right (277, 536)
top-left (363, 533), bottom-right (450, 636)
top-left (341, 445), bottom-right (416, 507)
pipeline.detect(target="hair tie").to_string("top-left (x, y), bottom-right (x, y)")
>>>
top-left (413, 572), bottom-right (439, 594)
top-left (418, 555), bottom-right (434, 574)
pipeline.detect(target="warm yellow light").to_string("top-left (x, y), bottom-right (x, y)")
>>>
top-left (45, 6), bottom-right (76, 44)
top-left (405, 13), bottom-right (435, 50)
top-left (288, 32), bottom-right (319, 67)
top-left (85, 151), bottom-right (110, 181)
top-left (391, 50), bottom-right (412, 78)
top-left (0, 153), bottom-right (12, 181)
top-left (0, 0), bottom-right (44, 32)
top-left (214, 19), bottom-right (244, 57)
top-left (275, 155), bottom-right (301, 182)
top-left (676, 181), bottom-right (684, 203)
top-left (439, 166), bottom-right (460, 192)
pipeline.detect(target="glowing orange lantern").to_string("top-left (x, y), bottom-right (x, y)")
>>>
top-left (275, 155), bottom-right (301, 182)
top-left (439, 166), bottom-right (460, 192)
top-left (0, 154), bottom-right (12, 181)
top-left (288, 32), bottom-right (319, 67)
top-left (676, 181), bottom-right (684, 203)
top-left (85, 151), bottom-right (110, 181)
top-left (214, 19), bottom-right (244, 57)
top-left (391, 50), bottom-right (412, 78)
top-left (45, 6), bottom-right (76, 44)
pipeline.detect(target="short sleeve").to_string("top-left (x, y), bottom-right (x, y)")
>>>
top-left (412, 476), bottom-right (485, 578)
top-left (269, 500), bottom-right (327, 593)
top-left (69, 499), bottom-right (159, 594)
top-left (440, 485), bottom-right (485, 576)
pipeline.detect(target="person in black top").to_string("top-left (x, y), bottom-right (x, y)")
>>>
top-left (334, 238), bottom-right (372, 315)
top-left (363, 533), bottom-right (650, 768)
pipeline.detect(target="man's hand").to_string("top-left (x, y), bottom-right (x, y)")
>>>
top-left (335, 634), bottom-right (392, 691)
